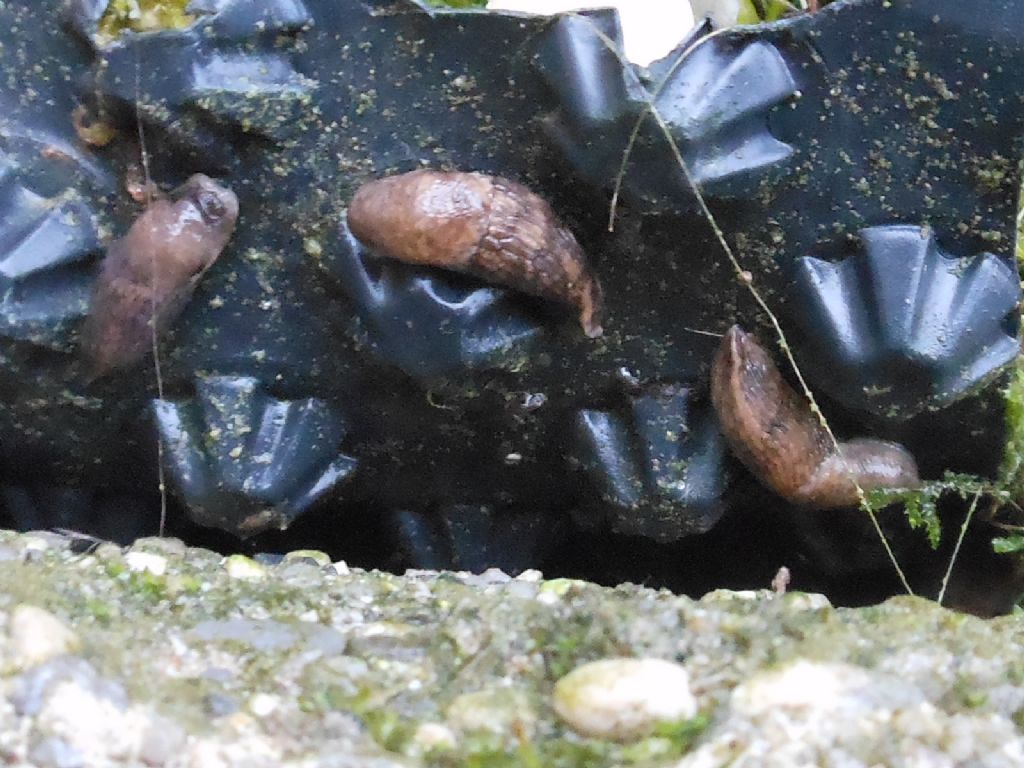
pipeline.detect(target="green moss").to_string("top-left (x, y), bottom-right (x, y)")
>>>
top-left (97, 0), bottom-right (195, 43)
top-left (1000, 366), bottom-right (1024, 498)
top-left (1018, 188), bottom-right (1024, 268)
top-left (532, 740), bottom-right (614, 768)
top-left (514, 736), bottom-right (544, 768)
top-left (651, 713), bottom-right (713, 754)
top-left (126, 570), bottom-right (170, 601)
top-left (84, 597), bottom-right (114, 625)
top-left (297, 683), bottom-right (354, 714)
top-left (460, 734), bottom-right (522, 768)
top-left (361, 709), bottom-right (416, 753)
top-left (532, 611), bottom-right (611, 682)
top-left (991, 180), bottom-right (1024, 555)
top-left (726, 0), bottom-right (805, 24)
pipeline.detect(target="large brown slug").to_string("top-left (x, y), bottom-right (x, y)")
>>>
top-left (80, 173), bottom-right (239, 380)
top-left (710, 325), bottom-right (920, 508)
top-left (346, 169), bottom-right (604, 337)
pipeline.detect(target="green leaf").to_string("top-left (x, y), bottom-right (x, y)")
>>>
top-left (993, 535), bottom-right (1024, 554)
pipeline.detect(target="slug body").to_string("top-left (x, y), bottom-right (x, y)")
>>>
top-left (347, 169), bottom-right (603, 337)
top-left (80, 174), bottom-right (239, 380)
top-left (710, 325), bottom-right (920, 508)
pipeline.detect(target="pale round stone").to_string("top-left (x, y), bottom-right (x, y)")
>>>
top-left (124, 551), bottom-right (168, 576)
top-left (284, 549), bottom-right (331, 567)
top-left (247, 693), bottom-right (280, 718)
top-left (10, 605), bottom-right (80, 667)
top-left (412, 722), bottom-right (458, 752)
top-left (223, 555), bottom-right (266, 581)
top-left (553, 658), bottom-right (698, 741)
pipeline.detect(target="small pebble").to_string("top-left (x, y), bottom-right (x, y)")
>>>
top-left (22, 534), bottom-right (57, 556)
top-left (93, 543), bottom-right (123, 561)
top-left (783, 592), bottom-right (832, 611)
top-left (446, 687), bottom-right (536, 737)
top-left (554, 658), bottom-right (698, 741)
top-left (224, 555), bottom-right (267, 581)
top-left (274, 559), bottom-right (325, 588)
top-left (138, 718), bottom-right (187, 765)
top-left (203, 693), bottom-right (239, 718)
top-left (537, 578), bottom-right (583, 604)
top-left (412, 722), bottom-right (458, 752)
top-left (460, 568), bottom-right (512, 588)
top-left (248, 693), bottom-right (280, 718)
top-left (130, 536), bottom-right (187, 557)
top-left (253, 552), bottom-right (285, 566)
top-left (700, 589), bottom-right (761, 603)
top-left (10, 605), bottom-right (80, 667)
top-left (284, 549), bottom-right (332, 567)
top-left (124, 551), bottom-right (168, 576)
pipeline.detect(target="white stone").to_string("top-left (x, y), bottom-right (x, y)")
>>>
top-left (535, 590), bottom-right (561, 606)
top-left (783, 592), bottom-right (832, 611)
top-left (21, 536), bottom-right (52, 554)
top-left (125, 551), bottom-right (168, 576)
top-left (223, 555), bottom-right (266, 581)
top-left (284, 549), bottom-right (331, 566)
top-left (9, 605), bottom-right (80, 667)
top-left (137, 717), bottom-right (187, 765)
top-left (413, 722), bottom-right (458, 752)
top-left (248, 693), bottom-right (280, 718)
top-left (554, 658), bottom-right (698, 741)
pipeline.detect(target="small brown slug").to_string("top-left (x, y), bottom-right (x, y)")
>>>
top-left (79, 173), bottom-right (239, 380)
top-left (346, 169), bottom-right (604, 337)
top-left (710, 325), bottom-right (920, 508)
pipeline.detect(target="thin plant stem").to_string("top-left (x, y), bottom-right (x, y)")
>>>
top-left (135, 49), bottom-right (168, 538)
top-left (606, 25), bottom-right (731, 233)
top-left (937, 489), bottom-right (982, 606)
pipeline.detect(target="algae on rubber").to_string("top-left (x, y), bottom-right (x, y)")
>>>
top-left (97, 0), bottom-right (194, 43)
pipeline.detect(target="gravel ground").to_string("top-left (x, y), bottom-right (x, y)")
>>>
top-left (0, 530), bottom-right (1022, 767)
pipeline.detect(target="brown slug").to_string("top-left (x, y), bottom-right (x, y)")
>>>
top-left (710, 325), bottom-right (920, 508)
top-left (346, 169), bottom-right (604, 337)
top-left (79, 173), bottom-right (239, 380)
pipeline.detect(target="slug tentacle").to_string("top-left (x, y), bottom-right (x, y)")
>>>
top-left (710, 325), bottom-right (920, 508)
top-left (347, 169), bottom-right (603, 337)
